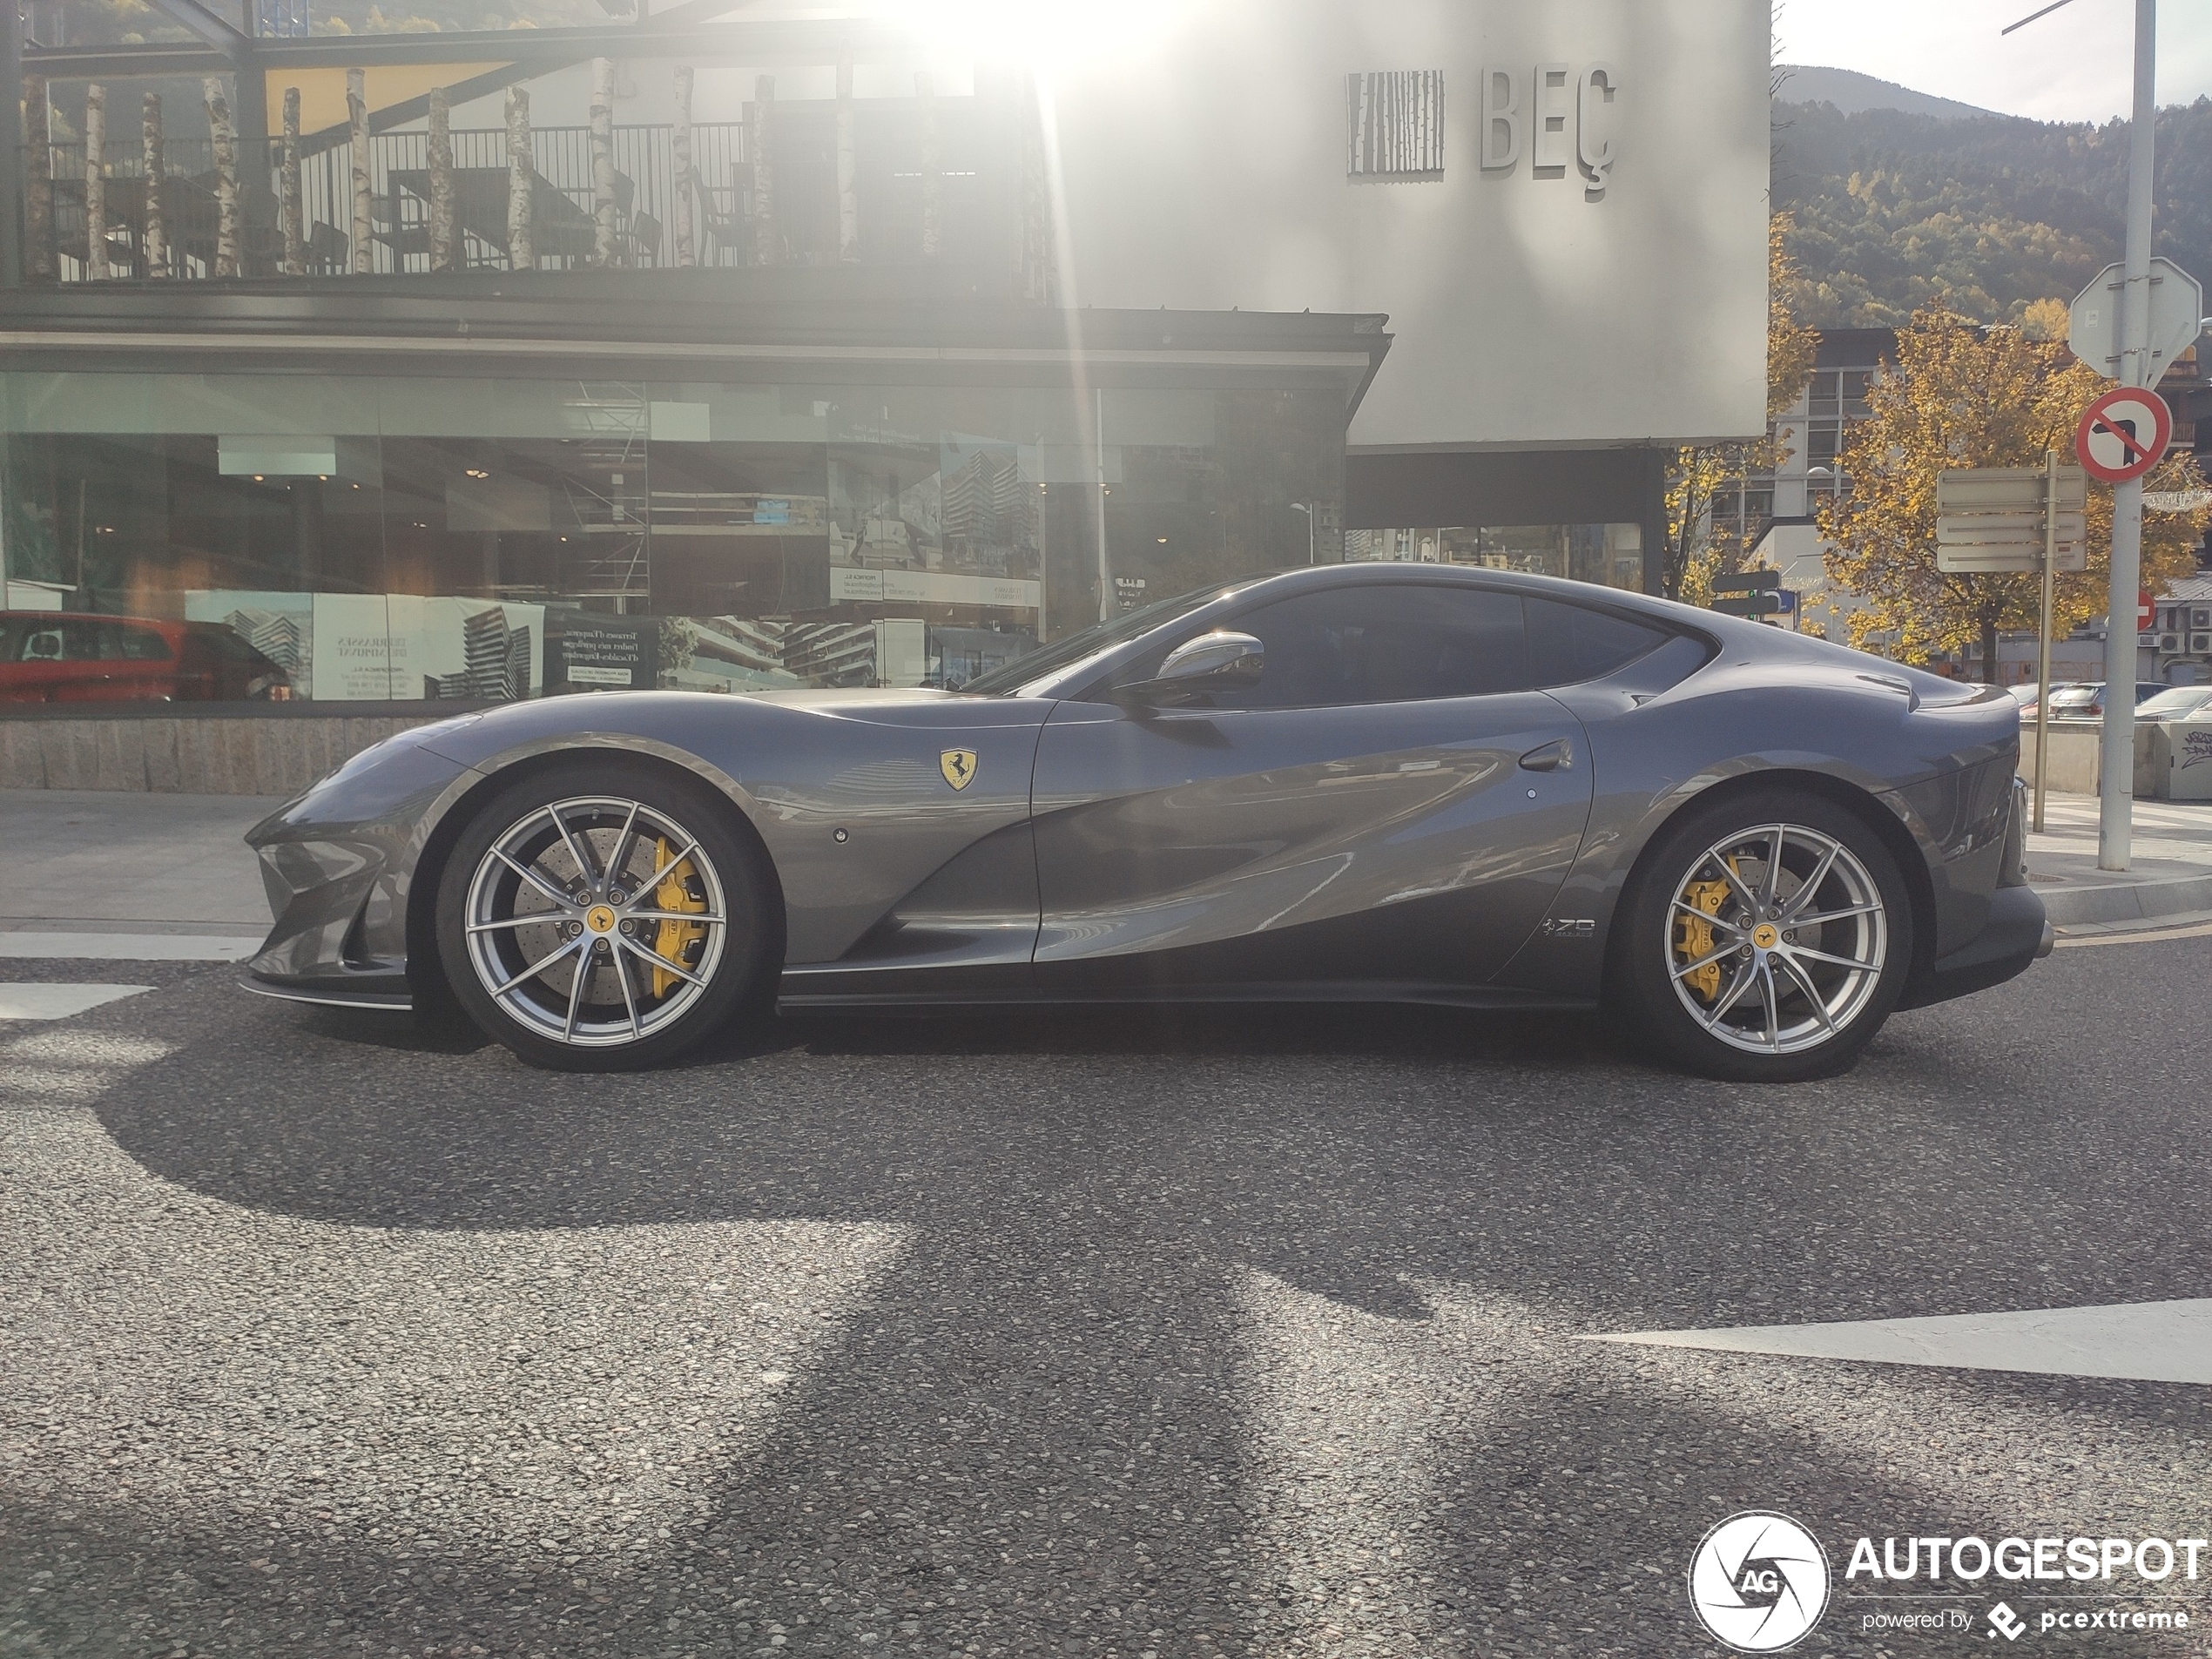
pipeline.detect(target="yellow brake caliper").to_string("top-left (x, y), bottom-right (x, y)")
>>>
top-left (649, 838), bottom-right (707, 998)
top-left (1675, 879), bottom-right (1731, 1002)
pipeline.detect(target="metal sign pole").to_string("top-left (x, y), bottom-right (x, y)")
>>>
top-left (1094, 385), bottom-right (1112, 624)
top-left (2035, 448), bottom-right (2057, 833)
top-left (2099, 0), bottom-right (2156, 871)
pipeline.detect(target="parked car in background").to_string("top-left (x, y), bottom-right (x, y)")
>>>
top-left (0, 612), bottom-right (292, 704)
top-left (2016, 681), bottom-right (2085, 720)
top-left (2133, 685), bottom-right (2212, 722)
top-left (2006, 684), bottom-right (2040, 705)
top-left (2043, 681), bottom-right (2167, 720)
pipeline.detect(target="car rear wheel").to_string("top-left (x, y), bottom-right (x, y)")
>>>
top-left (435, 761), bottom-right (777, 1072)
top-left (1615, 789), bottom-right (1913, 1082)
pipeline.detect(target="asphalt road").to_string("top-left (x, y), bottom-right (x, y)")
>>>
top-left (2, 937), bottom-right (2209, 1659)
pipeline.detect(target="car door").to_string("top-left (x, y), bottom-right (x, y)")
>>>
top-left (51, 620), bottom-right (132, 703)
top-left (1028, 582), bottom-right (1596, 994)
top-left (112, 622), bottom-right (180, 701)
top-left (16, 619), bottom-right (80, 701)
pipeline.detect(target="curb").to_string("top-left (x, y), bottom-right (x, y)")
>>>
top-left (2031, 872), bottom-right (2212, 927)
top-left (2053, 907), bottom-right (2212, 943)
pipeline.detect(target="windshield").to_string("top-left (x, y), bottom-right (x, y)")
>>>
top-left (957, 579), bottom-right (1263, 696)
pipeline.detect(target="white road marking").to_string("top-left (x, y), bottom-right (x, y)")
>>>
top-left (1581, 1299), bottom-right (2212, 1386)
top-left (0, 932), bottom-right (263, 961)
top-left (2054, 918), bottom-right (2212, 948)
top-left (0, 983), bottom-right (154, 1021)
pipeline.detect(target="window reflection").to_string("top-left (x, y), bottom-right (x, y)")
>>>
top-left (1344, 523), bottom-right (1645, 592)
top-left (0, 371), bottom-right (1346, 701)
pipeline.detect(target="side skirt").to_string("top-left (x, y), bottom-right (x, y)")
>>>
top-left (776, 978), bottom-right (1596, 1015)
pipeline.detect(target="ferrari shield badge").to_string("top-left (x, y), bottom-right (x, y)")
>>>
top-left (940, 748), bottom-right (979, 791)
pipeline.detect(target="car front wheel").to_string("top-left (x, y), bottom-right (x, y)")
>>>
top-left (1615, 789), bottom-right (1913, 1082)
top-left (435, 761), bottom-right (777, 1071)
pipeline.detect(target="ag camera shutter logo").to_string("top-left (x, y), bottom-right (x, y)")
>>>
top-left (1688, 1512), bottom-right (1832, 1651)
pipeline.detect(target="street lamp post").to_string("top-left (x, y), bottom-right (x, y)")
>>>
top-left (1290, 501), bottom-right (1315, 565)
top-left (2006, 0), bottom-right (2157, 871)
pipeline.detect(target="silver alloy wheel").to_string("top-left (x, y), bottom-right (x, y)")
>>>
top-left (461, 794), bottom-right (730, 1049)
top-left (1663, 822), bottom-right (1888, 1056)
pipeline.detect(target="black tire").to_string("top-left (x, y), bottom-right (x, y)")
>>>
top-left (435, 759), bottom-right (778, 1072)
top-left (1612, 786), bottom-right (1915, 1083)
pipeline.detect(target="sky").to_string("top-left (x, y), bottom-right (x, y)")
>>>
top-left (1777, 0), bottom-right (2212, 123)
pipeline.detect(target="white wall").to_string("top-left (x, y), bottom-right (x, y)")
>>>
top-left (1044, 0), bottom-right (1771, 452)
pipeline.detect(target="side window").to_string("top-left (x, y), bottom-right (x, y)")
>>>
top-left (19, 624), bottom-right (64, 662)
top-left (1199, 585), bottom-right (1531, 711)
top-left (1526, 597), bottom-right (1669, 687)
top-left (59, 621), bottom-right (125, 661)
top-left (118, 626), bottom-right (173, 661)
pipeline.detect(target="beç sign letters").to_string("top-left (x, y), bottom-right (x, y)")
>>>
top-left (1479, 63), bottom-right (1621, 193)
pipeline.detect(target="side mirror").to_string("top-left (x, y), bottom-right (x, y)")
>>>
top-left (1112, 631), bottom-right (1265, 705)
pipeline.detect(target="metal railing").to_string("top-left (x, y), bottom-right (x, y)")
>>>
top-left (39, 119), bottom-right (761, 279)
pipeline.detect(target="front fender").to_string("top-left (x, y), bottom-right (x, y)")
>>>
top-left (405, 691), bottom-right (1054, 967)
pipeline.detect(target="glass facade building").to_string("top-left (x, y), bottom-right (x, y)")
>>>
top-left (0, 281), bottom-right (1377, 699)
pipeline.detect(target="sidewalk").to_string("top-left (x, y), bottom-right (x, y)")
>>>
top-left (2025, 794), bottom-right (2212, 928)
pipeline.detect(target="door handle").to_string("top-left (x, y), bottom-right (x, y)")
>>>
top-left (1519, 739), bottom-right (1572, 772)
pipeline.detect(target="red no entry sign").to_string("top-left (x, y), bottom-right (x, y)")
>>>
top-left (2075, 386), bottom-right (2173, 484)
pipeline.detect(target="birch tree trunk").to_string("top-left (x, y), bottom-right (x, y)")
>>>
top-left (917, 70), bottom-right (940, 259)
top-left (835, 54), bottom-right (858, 262)
top-left (427, 84), bottom-right (455, 273)
top-left (671, 64), bottom-right (695, 267)
top-left (589, 57), bottom-right (617, 269)
top-left (84, 84), bottom-right (109, 280)
top-left (24, 74), bottom-right (53, 282)
top-left (204, 79), bottom-right (240, 277)
top-left (749, 74), bottom-right (775, 266)
top-left (280, 87), bottom-right (303, 276)
top-left (141, 91), bottom-right (167, 279)
top-left (505, 85), bottom-right (534, 271)
top-left (347, 68), bottom-right (372, 274)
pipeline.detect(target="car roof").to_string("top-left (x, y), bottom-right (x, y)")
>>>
top-left (1005, 560), bottom-right (1983, 704)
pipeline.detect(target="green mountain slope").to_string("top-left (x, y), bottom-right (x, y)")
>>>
top-left (1773, 96), bottom-right (2212, 328)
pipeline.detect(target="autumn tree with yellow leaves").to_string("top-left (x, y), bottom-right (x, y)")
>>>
top-left (1819, 304), bottom-right (2208, 680)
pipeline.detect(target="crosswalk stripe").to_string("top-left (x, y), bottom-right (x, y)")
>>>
top-left (0, 984), bottom-right (155, 1021)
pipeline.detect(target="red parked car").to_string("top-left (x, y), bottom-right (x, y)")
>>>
top-left (0, 612), bottom-right (292, 704)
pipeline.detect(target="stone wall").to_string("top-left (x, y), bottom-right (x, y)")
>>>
top-left (0, 715), bottom-right (450, 795)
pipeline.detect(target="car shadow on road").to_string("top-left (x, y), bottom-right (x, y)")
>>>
top-left (299, 992), bottom-right (1631, 1070)
top-left (768, 1001), bottom-right (1623, 1065)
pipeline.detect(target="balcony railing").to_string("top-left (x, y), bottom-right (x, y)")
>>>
top-left (29, 101), bottom-right (1002, 282)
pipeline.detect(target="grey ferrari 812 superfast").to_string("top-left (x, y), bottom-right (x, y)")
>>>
top-left (243, 565), bottom-right (2048, 1081)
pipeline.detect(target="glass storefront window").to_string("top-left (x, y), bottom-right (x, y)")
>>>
top-left (0, 369), bottom-right (1343, 704)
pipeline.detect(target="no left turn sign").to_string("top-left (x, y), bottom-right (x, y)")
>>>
top-left (2075, 386), bottom-right (2173, 484)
